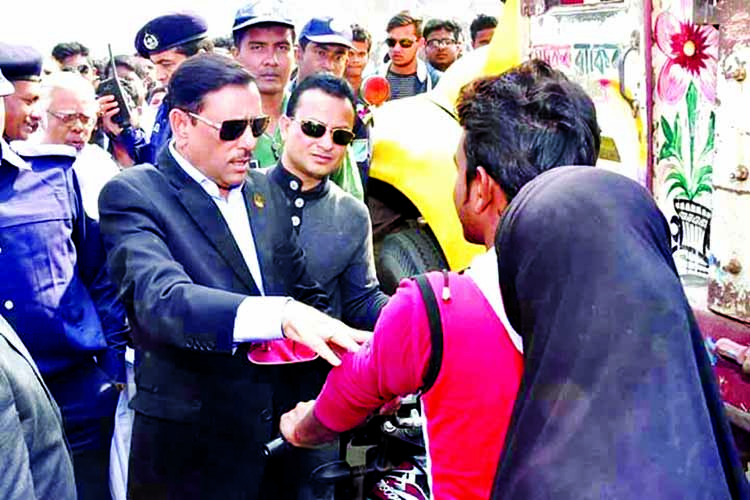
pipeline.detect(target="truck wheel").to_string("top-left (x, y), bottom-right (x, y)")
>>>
top-left (377, 228), bottom-right (448, 295)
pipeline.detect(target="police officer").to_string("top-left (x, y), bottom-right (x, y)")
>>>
top-left (0, 42), bottom-right (43, 142)
top-left (0, 44), bottom-right (129, 500)
top-left (134, 13), bottom-right (213, 162)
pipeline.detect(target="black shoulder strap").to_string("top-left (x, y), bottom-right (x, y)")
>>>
top-left (415, 274), bottom-right (444, 393)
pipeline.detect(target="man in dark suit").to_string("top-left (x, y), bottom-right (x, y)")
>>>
top-left (98, 54), bottom-right (367, 500)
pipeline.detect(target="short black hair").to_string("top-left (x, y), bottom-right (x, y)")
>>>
top-left (233, 23), bottom-right (296, 52)
top-left (286, 73), bottom-right (355, 119)
top-left (168, 53), bottom-right (255, 114)
top-left (172, 38), bottom-right (214, 58)
top-left (387, 11), bottom-right (423, 38)
top-left (125, 78), bottom-right (146, 107)
top-left (423, 19), bottom-right (462, 42)
top-left (105, 55), bottom-right (149, 81)
top-left (51, 42), bottom-right (90, 64)
top-left (351, 24), bottom-right (372, 52)
top-left (114, 55), bottom-right (138, 74)
top-left (212, 35), bottom-right (234, 51)
top-left (470, 14), bottom-right (498, 44)
top-left (456, 59), bottom-right (601, 201)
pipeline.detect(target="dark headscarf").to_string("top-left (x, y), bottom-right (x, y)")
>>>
top-left (491, 167), bottom-right (748, 499)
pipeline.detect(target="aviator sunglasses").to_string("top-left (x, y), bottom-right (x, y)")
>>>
top-left (385, 37), bottom-right (416, 49)
top-left (295, 118), bottom-right (355, 147)
top-left (185, 111), bottom-right (270, 141)
top-left (62, 64), bottom-right (92, 75)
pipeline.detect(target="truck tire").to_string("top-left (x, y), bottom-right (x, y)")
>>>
top-left (377, 228), bottom-right (448, 295)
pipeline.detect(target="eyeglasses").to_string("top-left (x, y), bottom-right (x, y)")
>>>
top-left (186, 111), bottom-right (270, 141)
top-left (62, 64), bottom-right (92, 75)
top-left (47, 110), bottom-right (95, 126)
top-left (426, 38), bottom-right (458, 49)
top-left (385, 38), bottom-right (416, 49)
top-left (295, 118), bottom-right (354, 146)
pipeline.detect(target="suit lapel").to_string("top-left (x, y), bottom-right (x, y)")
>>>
top-left (243, 174), bottom-right (274, 291)
top-left (159, 148), bottom-right (260, 295)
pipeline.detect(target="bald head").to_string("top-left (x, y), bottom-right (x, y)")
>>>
top-left (42, 72), bottom-right (97, 151)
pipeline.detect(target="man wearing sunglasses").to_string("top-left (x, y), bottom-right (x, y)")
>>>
top-left (276, 73), bottom-right (387, 345)
top-left (290, 16), bottom-right (366, 202)
top-left (378, 11), bottom-right (441, 101)
top-left (51, 41), bottom-right (98, 88)
top-left (0, 43), bottom-right (44, 142)
top-left (98, 54), bottom-right (368, 500)
top-left (267, 70), bottom-right (388, 500)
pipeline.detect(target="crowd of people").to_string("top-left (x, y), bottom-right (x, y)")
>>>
top-left (1, 2), bottom-right (748, 500)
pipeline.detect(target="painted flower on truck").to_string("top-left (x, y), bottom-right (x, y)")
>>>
top-left (654, 4), bottom-right (719, 105)
top-left (654, 0), bottom-right (719, 277)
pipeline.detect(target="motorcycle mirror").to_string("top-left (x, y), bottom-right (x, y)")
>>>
top-left (362, 76), bottom-right (391, 107)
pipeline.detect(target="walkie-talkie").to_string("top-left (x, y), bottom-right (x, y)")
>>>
top-left (96, 44), bottom-right (133, 128)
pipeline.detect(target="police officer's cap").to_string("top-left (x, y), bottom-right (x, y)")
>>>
top-left (233, 2), bottom-right (294, 33)
top-left (135, 13), bottom-right (209, 58)
top-left (299, 17), bottom-right (354, 49)
top-left (0, 43), bottom-right (43, 82)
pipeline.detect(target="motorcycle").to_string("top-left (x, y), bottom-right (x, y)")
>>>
top-left (265, 395), bottom-right (431, 500)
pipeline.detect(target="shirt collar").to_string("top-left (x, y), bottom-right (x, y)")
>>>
top-left (270, 162), bottom-right (330, 202)
top-left (1, 139), bottom-right (31, 170)
top-left (464, 247), bottom-right (524, 353)
top-left (169, 141), bottom-right (243, 199)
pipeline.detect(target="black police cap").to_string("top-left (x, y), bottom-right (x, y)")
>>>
top-left (135, 13), bottom-right (209, 58)
top-left (0, 43), bottom-right (43, 82)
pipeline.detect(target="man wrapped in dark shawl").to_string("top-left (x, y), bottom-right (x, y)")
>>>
top-left (491, 166), bottom-right (749, 499)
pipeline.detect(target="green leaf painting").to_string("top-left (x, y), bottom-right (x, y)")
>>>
top-left (659, 81), bottom-right (714, 201)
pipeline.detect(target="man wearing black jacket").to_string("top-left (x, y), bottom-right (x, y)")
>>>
top-left (99, 54), bottom-right (366, 500)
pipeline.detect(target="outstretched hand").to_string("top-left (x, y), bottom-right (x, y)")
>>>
top-left (281, 301), bottom-right (371, 366)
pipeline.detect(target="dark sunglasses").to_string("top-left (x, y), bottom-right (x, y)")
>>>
top-left (62, 64), bottom-right (92, 75)
top-left (385, 37), bottom-right (416, 49)
top-left (186, 111), bottom-right (270, 141)
top-left (296, 119), bottom-right (354, 147)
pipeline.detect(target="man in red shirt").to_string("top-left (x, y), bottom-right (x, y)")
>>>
top-left (280, 59), bottom-right (601, 499)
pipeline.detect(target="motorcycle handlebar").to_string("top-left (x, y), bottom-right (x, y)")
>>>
top-left (262, 436), bottom-right (289, 458)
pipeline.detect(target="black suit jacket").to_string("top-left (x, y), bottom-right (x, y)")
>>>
top-left (99, 147), bottom-right (329, 427)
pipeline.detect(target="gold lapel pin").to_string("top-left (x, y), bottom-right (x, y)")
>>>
top-left (253, 192), bottom-right (266, 209)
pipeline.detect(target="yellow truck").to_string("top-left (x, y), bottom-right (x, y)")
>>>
top-left (367, 0), bottom-right (750, 459)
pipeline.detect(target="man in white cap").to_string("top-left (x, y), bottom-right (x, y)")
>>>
top-left (232, 2), bottom-right (296, 169)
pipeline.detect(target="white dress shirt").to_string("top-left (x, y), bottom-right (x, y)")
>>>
top-left (72, 144), bottom-right (121, 220)
top-left (170, 142), bottom-right (286, 343)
